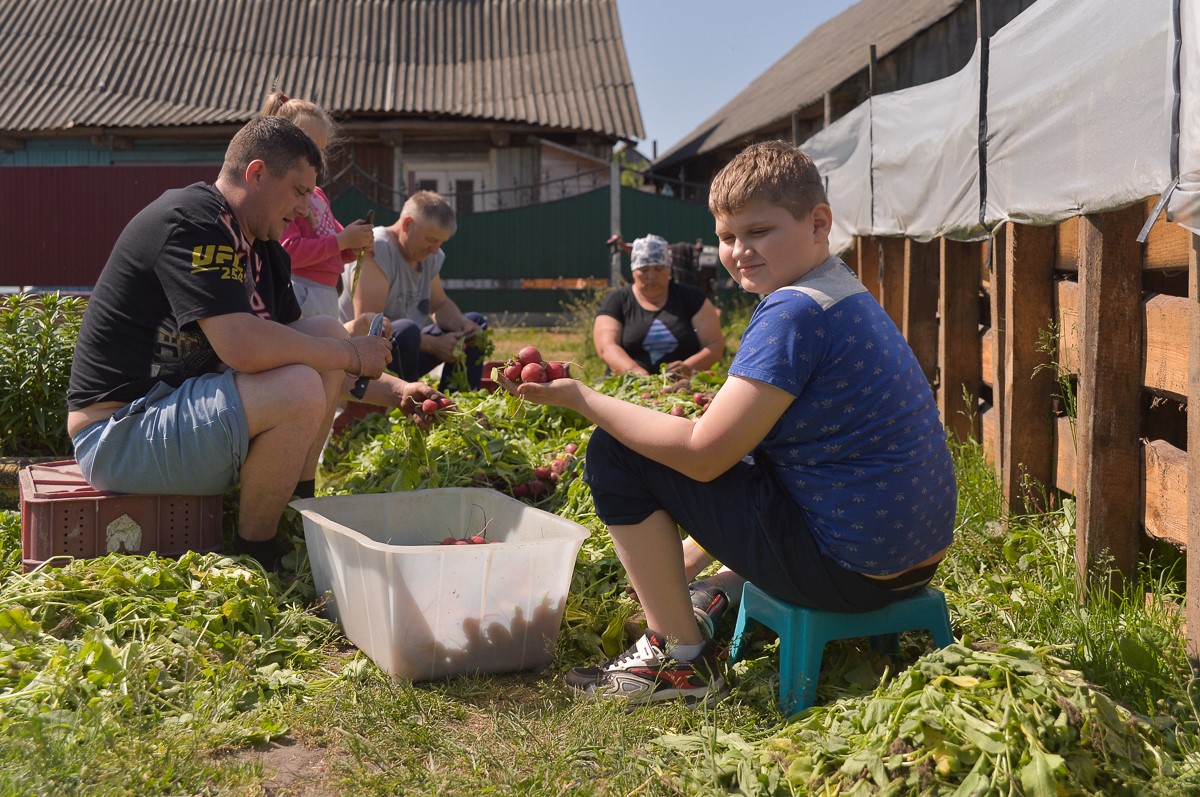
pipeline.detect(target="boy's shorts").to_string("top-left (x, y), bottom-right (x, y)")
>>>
top-left (582, 428), bottom-right (930, 614)
top-left (71, 370), bottom-right (249, 496)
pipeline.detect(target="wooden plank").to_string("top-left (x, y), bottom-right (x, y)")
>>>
top-left (1055, 280), bottom-right (1080, 374)
top-left (1074, 205), bottom-right (1144, 584)
top-left (989, 225), bottom-right (1007, 480)
top-left (939, 239), bottom-right (982, 442)
top-left (1057, 216), bottom-right (1081, 271)
top-left (1054, 415), bottom-right (1076, 494)
top-left (858, 237), bottom-right (881, 299)
top-left (1143, 293), bottom-right (1190, 399)
top-left (981, 327), bottom-right (995, 388)
top-left (980, 402), bottom-right (997, 469)
top-left (879, 237), bottom-right (906, 328)
top-left (1143, 439), bottom-right (1187, 548)
top-left (904, 239), bottom-right (940, 385)
top-left (1143, 196), bottom-right (1193, 271)
top-left (1001, 222), bottom-right (1057, 515)
top-left (1187, 233), bottom-right (1200, 663)
top-left (1058, 281), bottom-right (1190, 398)
top-left (842, 237), bottom-right (859, 277)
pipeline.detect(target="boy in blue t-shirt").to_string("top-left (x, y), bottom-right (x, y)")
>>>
top-left (497, 140), bottom-right (956, 707)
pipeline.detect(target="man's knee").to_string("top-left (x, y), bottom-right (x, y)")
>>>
top-left (237, 364), bottom-right (328, 429)
top-left (289, 314), bottom-right (348, 340)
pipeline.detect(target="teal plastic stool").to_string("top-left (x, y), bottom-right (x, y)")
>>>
top-left (728, 582), bottom-right (954, 715)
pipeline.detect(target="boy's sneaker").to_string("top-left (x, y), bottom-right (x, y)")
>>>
top-left (568, 630), bottom-right (726, 706)
top-left (689, 584), bottom-right (730, 639)
top-left (620, 583), bottom-right (732, 643)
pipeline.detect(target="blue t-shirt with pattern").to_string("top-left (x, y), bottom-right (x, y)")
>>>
top-left (728, 256), bottom-right (956, 575)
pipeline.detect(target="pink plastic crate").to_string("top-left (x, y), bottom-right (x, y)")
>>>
top-left (19, 460), bottom-right (223, 571)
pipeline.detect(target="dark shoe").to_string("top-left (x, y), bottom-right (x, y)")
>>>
top-left (231, 534), bottom-right (294, 574)
top-left (569, 630), bottom-right (727, 706)
top-left (689, 584), bottom-right (730, 639)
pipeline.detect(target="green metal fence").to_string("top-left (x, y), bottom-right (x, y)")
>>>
top-left (331, 186), bottom-right (717, 316)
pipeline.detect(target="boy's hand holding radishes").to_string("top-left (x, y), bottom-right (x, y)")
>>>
top-left (493, 345), bottom-right (583, 409)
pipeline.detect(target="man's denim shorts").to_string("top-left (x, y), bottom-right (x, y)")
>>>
top-left (72, 370), bottom-right (249, 496)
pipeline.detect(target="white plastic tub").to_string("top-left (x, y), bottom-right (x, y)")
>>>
top-left (291, 489), bottom-right (589, 681)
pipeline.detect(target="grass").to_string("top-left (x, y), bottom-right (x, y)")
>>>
top-left (1, 296), bottom-right (1199, 795)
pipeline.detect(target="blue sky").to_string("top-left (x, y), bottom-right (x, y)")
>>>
top-left (614, 0), bottom-right (859, 156)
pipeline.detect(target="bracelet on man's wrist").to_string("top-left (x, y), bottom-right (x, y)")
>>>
top-left (346, 339), bottom-right (364, 376)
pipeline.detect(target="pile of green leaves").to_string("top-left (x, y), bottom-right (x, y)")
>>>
top-left (0, 292), bottom-right (86, 457)
top-left (656, 642), bottom-right (1193, 796)
top-left (0, 533), bottom-right (339, 748)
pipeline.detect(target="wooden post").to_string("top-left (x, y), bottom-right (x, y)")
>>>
top-left (1075, 206), bottom-right (1145, 589)
top-left (1001, 222), bottom-right (1057, 515)
top-left (1188, 233), bottom-right (1200, 663)
top-left (939, 239), bottom-right (982, 443)
top-left (904, 239), bottom-right (940, 385)
top-left (879, 237), bottom-right (906, 328)
top-left (989, 225), bottom-right (1007, 476)
top-left (858, 237), bottom-right (881, 298)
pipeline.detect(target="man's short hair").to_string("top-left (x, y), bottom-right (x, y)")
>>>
top-left (708, 139), bottom-right (828, 221)
top-left (220, 116), bottom-right (323, 182)
top-left (402, 191), bottom-right (457, 231)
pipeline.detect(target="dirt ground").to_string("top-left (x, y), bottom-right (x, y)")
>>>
top-left (239, 739), bottom-right (338, 797)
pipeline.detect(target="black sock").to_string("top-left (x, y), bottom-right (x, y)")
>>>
top-left (293, 479), bottom-right (316, 499)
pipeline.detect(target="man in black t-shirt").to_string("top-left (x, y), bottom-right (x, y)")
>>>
top-left (67, 116), bottom-right (440, 570)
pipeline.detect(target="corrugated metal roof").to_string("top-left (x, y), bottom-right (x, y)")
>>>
top-left (0, 0), bottom-right (643, 140)
top-left (655, 0), bottom-right (962, 166)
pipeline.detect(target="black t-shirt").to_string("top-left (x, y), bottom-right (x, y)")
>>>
top-left (596, 282), bottom-right (707, 372)
top-left (68, 183), bottom-right (301, 409)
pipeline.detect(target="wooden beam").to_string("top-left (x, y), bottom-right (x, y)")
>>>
top-left (823, 92), bottom-right (833, 128)
top-left (1187, 233), bottom-right (1200, 663)
top-left (0, 135), bottom-right (24, 151)
top-left (858, 237), bottom-right (881, 299)
top-left (1001, 222), bottom-right (1057, 514)
top-left (939, 239), bottom-right (982, 442)
top-left (1054, 415), bottom-right (1076, 494)
top-left (842, 237), bottom-right (859, 275)
top-left (904, 240), bottom-right (939, 385)
top-left (1056, 199), bottom-right (1191, 273)
top-left (989, 226), bottom-right (1008, 477)
top-left (1143, 439), bottom-right (1186, 548)
top-left (1075, 205), bottom-right (1145, 586)
top-left (878, 237), bottom-right (906, 328)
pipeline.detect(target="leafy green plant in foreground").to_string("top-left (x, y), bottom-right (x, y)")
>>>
top-left (0, 292), bottom-right (86, 457)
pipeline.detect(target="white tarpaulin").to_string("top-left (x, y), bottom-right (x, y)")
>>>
top-left (872, 42), bottom-right (983, 241)
top-left (800, 0), bottom-right (1189, 244)
top-left (984, 0), bottom-right (1174, 226)
top-left (1167, 0), bottom-right (1199, 234)
top-left (802, 101), bottom-right (873, 255)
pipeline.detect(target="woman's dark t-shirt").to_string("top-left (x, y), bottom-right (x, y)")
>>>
top-left (596, 282), bottom-right (707, 372)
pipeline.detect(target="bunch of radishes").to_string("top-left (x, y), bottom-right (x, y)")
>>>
top-left (420, 395), bottom-right (456, 417)
top-left (496, 346), bottom-right (570, 384)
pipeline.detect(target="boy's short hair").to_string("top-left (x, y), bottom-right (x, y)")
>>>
top-left (402, 190), bottom-right (457, 231)
top-left (221, 116), bottom-right (323, 182)
top-left (708, 139), bottom-right (828, 220)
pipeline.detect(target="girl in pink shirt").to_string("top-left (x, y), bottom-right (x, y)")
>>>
top-left (261, 93), bottom-right (374, 319)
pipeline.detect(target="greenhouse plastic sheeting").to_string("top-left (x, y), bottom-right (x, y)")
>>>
top-left (872, 42), bottom-right (983, 242)
top-left (984, 0), bottom-right (1174, 227)
top-left (792, 0), bottom-right (1188, 245)
top-left (1167, 0), bottom-right (1199, 235)
top-left (802, 101), bottom-right (872, 255)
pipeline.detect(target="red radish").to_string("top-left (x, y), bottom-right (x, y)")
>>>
top-left (468, 535), bottom-right (488, 545)
top-left (564, 442), bottom-right (578, 455)
top-left (669, 405), bottom-right (687, 417)
top-left (441, 536), bottom-right (457, 545)
top-left (545, 361), bottom-right (567, 381)
top-left (503, 362), bottom-right (524, 382)
top-left (455, 539), bottom-right (470, 545)
top-left (550, 459), bottom-right (566, 476)
top-left (521, 362), bottom-right (548, 383)
top-left (528, 478), bottom-right (547, 496)
top-left (534, 465), bottom-right (552, 480)
top-left (694, 392), bottom-right (710, 406)
top-left (640, 392), bottom-right (652, 400)
top-left (438, 396), bottom-right (455, 409)
top-left (513, 482), bottom-right (530, 497)
top-left (517, 346), bottom-right (543, 366)
top-left (421, 399), bottom-right (439, 414)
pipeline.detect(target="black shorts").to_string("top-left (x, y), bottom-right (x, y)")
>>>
top-left (582, 428), bottom-right (932, 613)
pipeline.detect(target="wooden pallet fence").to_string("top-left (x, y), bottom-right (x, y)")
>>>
top-left (848, 195), bottom-right (1199, 657)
